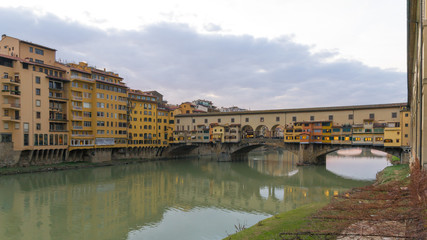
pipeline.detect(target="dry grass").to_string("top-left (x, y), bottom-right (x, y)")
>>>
top-left (279, 163), bottom-right (426, 240)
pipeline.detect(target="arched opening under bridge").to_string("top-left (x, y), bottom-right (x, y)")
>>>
top-left (255, 125), bottom-right (270, 138)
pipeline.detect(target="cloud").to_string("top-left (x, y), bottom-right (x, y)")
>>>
top-left (0, 7), bottom-right (406, 110)
top-left (204, 23), bottom-right (222, 32)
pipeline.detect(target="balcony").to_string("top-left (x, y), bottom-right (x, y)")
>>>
top-left (2, 115), bottom-right (20, 122)
top-left (72, 116), bottom-right (83, 120)
top-left (1, 90), bottom-right (21, 98)
top-left (72, 106), bottom-right (83, 111)
top-left (72, 96), bottom-right (83, 101)
top-left (2, 103), bottom-right (20, 110)
top-left (71, 134), bottom-right (94, 138)
top-left (49, 86), bottom-right (63, 91)
top-left (49, 114), bottom-right (67, 122)
top-left (1, 77), bottom-right (20, 85)
top-left (71, 75), bottom-right (93, 82)
top-left (49, 128), bottom-right (68, 132)
top-left (72, 126), bottom-right (83, 130)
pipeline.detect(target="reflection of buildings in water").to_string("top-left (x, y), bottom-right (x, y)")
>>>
top-left (0, 157), bottom-right (370, 240)
top-left (248, 150), bottom-right (298, 177)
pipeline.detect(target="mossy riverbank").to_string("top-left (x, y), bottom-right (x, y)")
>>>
top-left (224, 164), bottom-right (415, 240)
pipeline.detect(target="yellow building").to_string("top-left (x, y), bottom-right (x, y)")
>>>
top-left (157, 106), bottom-right (172, 146)
top-left (66, 62), bottom-right (128, 150)
top-left (128, 89), bottom-right (158, 147)
top-left (384, 122), bottom-right (401, 147)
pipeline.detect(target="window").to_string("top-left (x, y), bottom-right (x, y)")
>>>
top-left (405, 123), bottom-right (408, 127)
top-left (84, 102), bottom-right (92, 108)
top-left (231, 118), bottom-right (235, 123)
top-left (405, 134), bottom-right (408, 138)
top-left (276, 117), bottom-right (280, 122)
top-left (260, 117), bottom-right (264, 122)
top-left (177, 119), bottom-right (180, 124)
top-left (35, 48), bottom-right (44, 55)
top-left (4, 123), bottom-right (8, 129)
top-left (204, 119), bottom-right (208, 123)
top-left (348, 114), bottom-right (353, 120)
top-left (36, 88), bottom-right (41, 95)
top-left (35, 76), bottom-right (40, 84)
top-left (36, 123), bottom-right (41, 130)
top-left (218, 118), bottom-right (221, 123)
top-left (192, 119), bottom-right (195, 123)
top-left (329, 115), bottom-right (333, 121)
top-left (292, 116), bottom-right (297, 122)
top-left (369, 113), bottom-right (375, 119)
top-left (23, 134), bottom-right (29, 146)
top-left (29, 47), bottom-right (33, 53)
top-left (36, 112), bottom-right (41, 119)
top-left (392, 112), bottom-right (397, 118)
top-left (310, 116), bottom-right (314, 121)
top-left (405, 113), bottom-right (409, 117)
top-left (245, 118), bottom-right (249, 122)
top-left (36, 100), bottom-right (41, 107)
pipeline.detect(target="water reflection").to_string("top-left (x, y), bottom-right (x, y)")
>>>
top-left (0, 150), bottom-right (378, 240)
top-left (326, 148), bottom-right (391, 180)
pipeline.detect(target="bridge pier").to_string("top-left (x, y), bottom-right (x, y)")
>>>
top-left (298, 144), bottom-right (324, 165)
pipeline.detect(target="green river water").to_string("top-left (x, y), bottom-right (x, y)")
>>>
top-left (0, 149), bottom-right (390, 240)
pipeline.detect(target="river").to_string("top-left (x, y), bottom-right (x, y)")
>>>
top-left (0, 148), bottom-right (390, 240)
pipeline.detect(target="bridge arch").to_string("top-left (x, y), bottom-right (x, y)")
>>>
top-left (241, 125), bottom-right (254, 139)
top-left (305, 145), bottom-right (404, 165)
top-left (271, 124), bottom-right (285, 139)
top-left (255, 125), bottom-right (269, 138)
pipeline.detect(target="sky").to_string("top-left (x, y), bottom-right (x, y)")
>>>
top-left (1, 0), bottom-right (407, 110)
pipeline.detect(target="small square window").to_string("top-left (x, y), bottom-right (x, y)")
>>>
top-left (292, 116), bottom-right (296, 122)
top-left (391, 112), bottom-right (397, 118)
top-left (36, 112), bottom-right (41, 119)
top-left (36, 100), bottom-right (41, 107)
top-left (245, 118), bottom-right (249, 122)
top-left (310, 116), bottom-right (314, 121)
top-left (405, 123), bottom-right (408, 127)
top-left (35, 76), bottom-right (40, 84)
top-left (348, 114), bottom-right (354, 120)
top-left (36, 123), bottom-right (41, 130)
top-left (405, 113), bottom-right (409, 117)
top-left (369, 113), bottom-right (375, 119)
top-left (204, 119), bottom-right (208, 123)
top-left (36, 88), bottom-right (41, 95)
top-left (192, 119), bottom-right (195, 123)
top-left (231, 118), bottom-right (235, 123)
top-left (218, 118), bottom-right (221, 123)
top-left (260, 117), bottom-right (264, 122)
top-left (329, 115), bottom-right (333, 121)
top-left (276, 117), bottom-right (280, 122)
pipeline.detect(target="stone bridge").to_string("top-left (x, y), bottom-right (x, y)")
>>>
top-left (162, 139), bottom-right (410, 164)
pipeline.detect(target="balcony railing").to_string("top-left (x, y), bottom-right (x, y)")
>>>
top-left (72, 126), bottom-right (83, 130)
top-left (72, 96), bottom-right (83, 101)
top-left (71, 134), bottom-right (94, 137)
top-left (72, 116), bottom-right (83, 120)
top-left (1, 90), bottom-right (21, 96)
top-left (2, 77), bottom-right (20, 85)
top-left (71, 75), bottom-right (93, 82)
top-left (72, 106), bottom-right (82, 110)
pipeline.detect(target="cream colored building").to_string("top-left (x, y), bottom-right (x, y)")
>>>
top-left (0, 35), bottom-right (69, 165)
top-left (407, 1), bottom-right (427, 167)
top-left (175, 103), bottom-right (406, 140)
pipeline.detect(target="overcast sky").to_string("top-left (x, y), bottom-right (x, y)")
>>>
top-left (1, 0), bottom-right (406, 110)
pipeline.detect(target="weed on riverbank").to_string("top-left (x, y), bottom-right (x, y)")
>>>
top-left (225, 163), bottom-right (426, 240)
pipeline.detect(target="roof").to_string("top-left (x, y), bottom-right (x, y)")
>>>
top-left (176, 103), bottom-right (407, 118)
top-left (20, 40), bottom-right (57, 52)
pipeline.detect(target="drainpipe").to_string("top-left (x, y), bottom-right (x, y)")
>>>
top-left (419, 0), bottom-right (423, 167)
